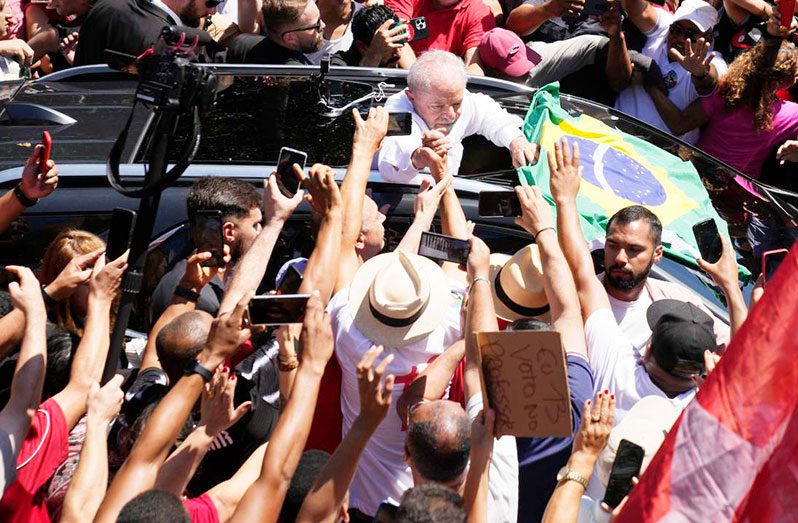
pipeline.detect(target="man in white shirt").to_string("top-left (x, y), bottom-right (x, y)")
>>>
top-left (612, 0), bottom-right (727, 145)
top-left (549, 138), bottom-right (747, 421)
top-left (377, 50), bottom-right (539, 182)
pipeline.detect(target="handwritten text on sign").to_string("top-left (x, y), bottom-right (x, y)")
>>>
top-left (476, 330), bottom-right (572, 438)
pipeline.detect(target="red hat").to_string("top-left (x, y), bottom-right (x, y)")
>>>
top-left (479, 28), bottom-right (542, 78)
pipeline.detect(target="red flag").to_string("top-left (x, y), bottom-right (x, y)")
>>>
top-left (616, 243), bottom-right (798, 522)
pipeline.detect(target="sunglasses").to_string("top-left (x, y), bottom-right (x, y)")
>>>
top-left (281, 18), bottom-right (322, 37)
top-left (669, 23), bottom-right (709, 42)
top-left (205, 0), bottom-right (221, 7)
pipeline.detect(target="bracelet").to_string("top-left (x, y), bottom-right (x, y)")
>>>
top-left (278, 355), bottom-right (300, 372)
top-left (533, 227), bottom-right (556, 241)
top-left (13, 184), bottom-right (38, 207)
top-left (40, 285), bottom-right (58, 307)
top-left (174, 286), bottom-right (201, 302)
top-left (468, 276), bottom-right (491, 294)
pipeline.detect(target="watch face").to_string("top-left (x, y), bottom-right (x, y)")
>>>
top-left (556, 466), bottom-right (568, 482)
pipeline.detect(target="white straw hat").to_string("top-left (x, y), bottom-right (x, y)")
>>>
top-left (488, 244), bottom-right (550, 322)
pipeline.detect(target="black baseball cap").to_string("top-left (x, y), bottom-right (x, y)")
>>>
top-left (646, 299), bottom-right (716, 379)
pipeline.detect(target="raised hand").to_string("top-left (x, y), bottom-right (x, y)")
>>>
top-left (205, 292), bottom-right (254, 365)
top-left (263, 173), bottom-right (304, 225)
top-left (695, 234), bottom-right (739, 291)
top-left (466, 235), bottom-right (491, 283)
top-left (352, 106), bottom-right (389, 154)
top-left (6, 266), bottom-right (45, 316)
top-left (59, 31), bottom-right (79, 65)
top-left (298, 163), bottom-right (343, 215)
top-left (599, 0), bottom-right (622, 38)
top-left (413, 175), bottom-right (452, 228)
top-left (691, 349), bottom-right (721, 388)
top-left (776, 139), bottom-right (798, 165)
top-left (200, 366), bottom-right (252, 437)
top-left (181, 245), bottom-right (232, 292)
top-left (355, 345), bottom-right (395, 429)
top-left (365, 20), bottom-right (406, 63)
top-left (548, 137), bottom-right (583, 204)
top-left (20, 144), bottom-right (59, 201)
top-left (669, 37), bottom-right (713, 79)
top-left (299, 291), bottom-right (334, 374)
top-left (470, 408), bottom-right (496, 461)
top-left (89, 251), bottom-right (129, 304)
top-left (572, 390), bottom-right (615, 458)
top-left (86, 374), bottom-right (125, 426)
top-left (514, 185), bottom-right (555, 237)
top-left (421, 128), bottom-right (452, 158)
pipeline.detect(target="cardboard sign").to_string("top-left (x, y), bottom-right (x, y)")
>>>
top-left (475, 330), bottom-right (572, 438)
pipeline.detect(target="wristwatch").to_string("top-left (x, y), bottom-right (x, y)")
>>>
top-left (183, 359), bottom-right (213, 382)
top-left (556, 466), bottom-right (589, 490)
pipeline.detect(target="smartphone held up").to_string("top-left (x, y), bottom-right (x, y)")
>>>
top-left (191, 210), bottom-right (226, 267)
top-left (276, 147), bottom-right (307, 198)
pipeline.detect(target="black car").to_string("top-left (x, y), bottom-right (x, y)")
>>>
top-left (1, 64), bottom-right (796, 332)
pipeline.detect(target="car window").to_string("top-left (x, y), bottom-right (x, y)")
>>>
top-left (143, 76), bottom-right (374, 167)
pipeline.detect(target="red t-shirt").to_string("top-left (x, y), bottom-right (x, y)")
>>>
top-left (304, 358), bottom-right (343, 454)
top-left (183, 493), bottom-right (220, 523)
top-left (386, 0), bottom-right (495, 58)
top-left (0, 399), bottom-right (69, 523)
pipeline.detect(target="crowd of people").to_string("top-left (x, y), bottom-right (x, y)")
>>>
top-left (0, 0), bottom-right (796, 521)
top-left (3, 0), bottom-right (798, 188)
top-left (0, 89), bottom-right (785, 523)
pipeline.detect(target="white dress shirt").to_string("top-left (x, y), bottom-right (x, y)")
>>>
top-left (377, 88), bottom-right (525, 183)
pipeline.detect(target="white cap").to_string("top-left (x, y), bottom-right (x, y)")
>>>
top-left (672, 0), bottom-right (719, 33)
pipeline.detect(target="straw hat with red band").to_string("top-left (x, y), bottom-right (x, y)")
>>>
top-left (488, 244), bottom-right (550, 322)
top-left (349, 249), bottom-right (453, 348)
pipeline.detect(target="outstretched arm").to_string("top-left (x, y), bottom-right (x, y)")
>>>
top-left (548, 138), bottom-right (610, 321)
top-left (514, 185), bottom-right (587, 358)
top-left (337, 108), bottom-right (389, 294)
top-left (0, 145), bottom-right (58, 234)
top-left (231, 292), bottom-right (334, 522)
top-left (52, 253), bottom-right (127, 430)
top-left (396, 176), bottom-right (452, 253)
top-left (696, 235), bottom-right (747, 337)
top-left (463, 236), bottom-right (498, 402)
top-left (395, 340), bottom-right (465, 422)
top-left (620, 0), bottom-right (658, 33)
top-left (0, 267), bottom-right (47, 494)
top-left (60, 376), bottom-right (124, 523)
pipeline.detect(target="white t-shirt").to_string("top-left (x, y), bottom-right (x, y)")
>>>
top-left (584, 308), bottom-right (695, 423)
top-left (305, 2), bottom-right (362, 65)
top-left (614, 10), bottom-right (727, 145)
top-left (606, 286), bottom-right (653, 357)
top-left (464, 393), bottom-right (519, 523)
top-left (377, 89), bottom-right (525, 183)
top-left (329, 283), bottom-right (466, 516)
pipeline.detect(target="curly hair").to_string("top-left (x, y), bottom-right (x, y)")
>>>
top-left (719, 39), bottom-right (798, 131)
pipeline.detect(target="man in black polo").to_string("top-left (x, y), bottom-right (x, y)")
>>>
top-left (225, 0), bottom-right (325, 64)
top-left (74, 0), bottom-right (219, 66)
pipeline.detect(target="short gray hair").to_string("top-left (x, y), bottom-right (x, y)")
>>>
top-left (407, 50), bottom-right (467, 93)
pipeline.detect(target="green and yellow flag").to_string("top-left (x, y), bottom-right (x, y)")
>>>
top-left (518, 84), bottom-right (749, 280)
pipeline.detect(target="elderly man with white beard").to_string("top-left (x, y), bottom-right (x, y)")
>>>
top-left (377, 50), bottom-right (539, 182)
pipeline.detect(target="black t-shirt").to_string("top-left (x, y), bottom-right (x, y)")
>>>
top-left (225, 34), bottom-right (311, 64)
top-left (714, 7), bottom-right (768, 64)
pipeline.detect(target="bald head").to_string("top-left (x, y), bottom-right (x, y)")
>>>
top-left (156, 310), bottom-right (213, 383)
top-left (406, 401), bottom-right (471, 484)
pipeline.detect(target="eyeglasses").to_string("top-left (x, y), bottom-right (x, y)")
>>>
top-left (669, 23), bottom-right (709, 42)
top-left (205, 0), bottom-right (222, 7)
top-left (281, 18), bottom-right (323, 37)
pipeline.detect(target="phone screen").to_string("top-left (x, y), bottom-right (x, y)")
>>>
top-left (478, 191), bottom-right (522, 217)
top-left (386, 112), bottom-right (412, 136)
top-left (419, 232), bottom-right (470, 265)
top-left (106, 208), bottom-right (137, 261)
top-left (247, 294), bottom-right (310, 325)
top-left (192, 210), bottom-right (225, 267)
top-left (602, 439), bottom-right (645, 509)
top-left (762, 249), bottom-right (789, 285)
top-left (692, 219), bottom-right (722, 264)
top-left (277, 265), bottom-right (304, 295)
top-left (276, 147), bottom-right (308, 197)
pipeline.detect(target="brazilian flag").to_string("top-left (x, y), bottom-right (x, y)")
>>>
top-left (518, 84), bottom-right (750, 280)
